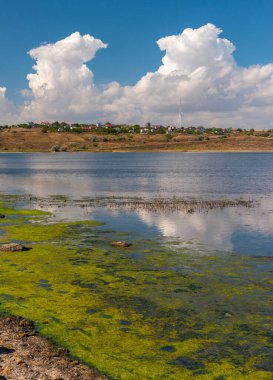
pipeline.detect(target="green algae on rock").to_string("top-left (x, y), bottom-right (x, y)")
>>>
top-left (0, 199), bottom-right (272, 379)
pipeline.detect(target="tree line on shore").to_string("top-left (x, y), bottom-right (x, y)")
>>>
top-left (0, 121), bottom-right (271, 136)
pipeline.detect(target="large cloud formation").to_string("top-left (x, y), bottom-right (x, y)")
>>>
top-left (20, 32), bottom-right (107, 121)
top-left (2, 23), bottom-right (273, 127)
top-left (111, 23), bottom-right (273, 127)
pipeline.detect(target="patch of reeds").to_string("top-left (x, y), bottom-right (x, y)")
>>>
top-left (104, 197), bottom-right (256, 213)
top-left (11, 194), bottom-right (257, 214)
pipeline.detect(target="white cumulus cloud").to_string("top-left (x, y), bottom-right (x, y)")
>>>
top-left (108, 23), bottom-right (273, 127)
top-left (157, 23), bottom-right (235, 76)
top-left (1, 24), bottom-right (273, 128)
top-left (21, 32), bottom-right (108, 121)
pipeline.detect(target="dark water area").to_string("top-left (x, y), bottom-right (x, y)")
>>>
top-left (0, 152), bottom-right (273, 255)
top-left (0, 152), bottom-right (273, 197)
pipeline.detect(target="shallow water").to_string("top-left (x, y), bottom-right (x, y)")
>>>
top-left (0, 152), bottom-right (273, 379)
top-left (0, 152), bottom-right (273, 255)
top-left (0, 203), bottom-right (272, 379)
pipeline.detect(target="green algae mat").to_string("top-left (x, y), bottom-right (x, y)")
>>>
top-left (0, 199), bottom-right (273, 379)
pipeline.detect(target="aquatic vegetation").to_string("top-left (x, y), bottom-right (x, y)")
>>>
top-left (0, 198), bottom-right (272, 379)
top-left (8, 194), bottom-right (257, 216)
top-left (1, 219), bottom-right (102, 242)
top-left (104, 197), bottom-right (256, 213)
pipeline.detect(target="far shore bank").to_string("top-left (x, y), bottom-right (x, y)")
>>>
top-left (1, 149), bottom-right (273, 153)
top-left (1, 128), bottom-right (273, 153)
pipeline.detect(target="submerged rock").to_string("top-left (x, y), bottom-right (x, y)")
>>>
top-left (0, 243), bottom-right (31, 252)
top-left (111, 241), bottom-right (132, 247)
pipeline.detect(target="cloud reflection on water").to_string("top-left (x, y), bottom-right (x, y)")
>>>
top-left (134, 198), bottom-right (273, 255)
top-left (1, 153), bottom-right (273, 255)
top-left (27, 196), bottom-right (273, 256)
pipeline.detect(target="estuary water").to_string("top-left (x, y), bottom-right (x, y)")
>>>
top-left (0, 152), bottom-right (273, 255)
top-left (1, 152), bottom-right (273, 379)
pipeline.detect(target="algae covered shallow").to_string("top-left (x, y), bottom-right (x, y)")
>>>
top-left (0, 199), bottom-right (272, 379)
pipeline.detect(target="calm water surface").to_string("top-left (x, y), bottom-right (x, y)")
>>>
top-left (1, 152), bottom-right (273, 379)
top-left (1, 152), bottom-right (273, 255)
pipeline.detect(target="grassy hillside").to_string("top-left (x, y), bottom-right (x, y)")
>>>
top-left (1, 128), bottom-right (273, 152)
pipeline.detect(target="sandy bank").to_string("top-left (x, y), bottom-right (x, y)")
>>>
top-left (0, 315), bottom-right (107, 380)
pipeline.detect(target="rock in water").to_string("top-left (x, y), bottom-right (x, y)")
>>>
top-left (0, 243), bottom-right (31, 252)
top-left (0, 214), bottom-right (5, 219)
top-left (111, 241), bottom-right (132, 247)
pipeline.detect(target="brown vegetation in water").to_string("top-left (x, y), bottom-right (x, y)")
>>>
top-left (105, 197), bottom-right (256, 213)
top-left (22, 195), bottom-right (256, 214)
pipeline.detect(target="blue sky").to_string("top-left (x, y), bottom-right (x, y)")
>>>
top-left (1, 0), bottom-right (273, 127)
top-left (1, 0), bottom-right (273, 101)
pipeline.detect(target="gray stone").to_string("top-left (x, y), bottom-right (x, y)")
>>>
top-left (111, 241), bottom-right (132, 248)
top-left (0, 243), bottom-right (31, 252)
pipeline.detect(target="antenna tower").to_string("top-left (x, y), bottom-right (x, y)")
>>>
top-left (178, 99), bottom-right (183, 129)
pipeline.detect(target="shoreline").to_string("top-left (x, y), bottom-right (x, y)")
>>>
top-left (0, 195), bottom-right (273, 378)
top-left (1, 148), bottom-right (273, 153)
top-left (0, 314), bottom-right (107, 380)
